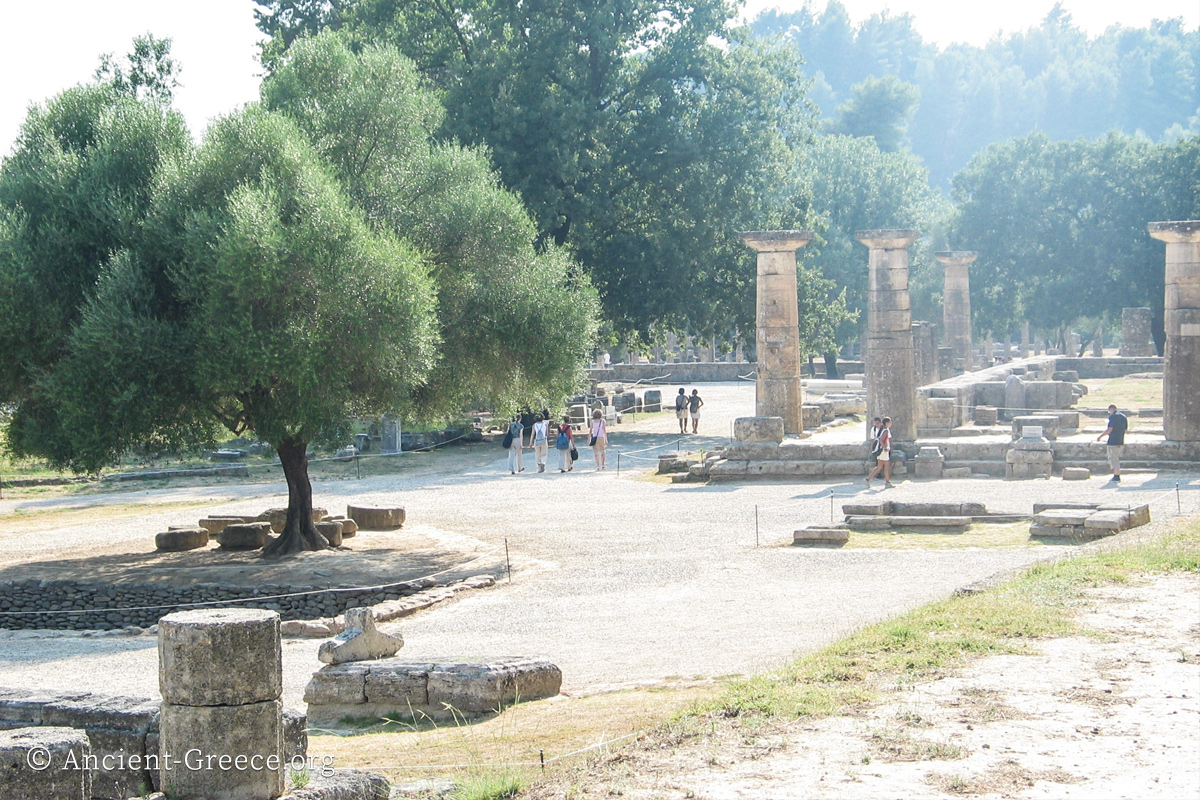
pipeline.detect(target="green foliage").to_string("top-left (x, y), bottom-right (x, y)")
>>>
top-left (950, 131), bottom-right (1200, 338)
top-left (0, 82), bottom-right (191, 403)
top-left (255, 0), bottom-right (819, 339)
top-left (800, 134), bottom-right (948, 350)
top-left (826, 75), bottom-right (921, 152)
top-left (261, 33), bottom-right (600, 414)
top-left (754, 1), bottom-right (1200, 187)
top-left (94, 33), bottom-right (181, 103)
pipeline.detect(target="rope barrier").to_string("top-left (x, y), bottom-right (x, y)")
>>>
top-left (0, 544), bottom-right (507, 617)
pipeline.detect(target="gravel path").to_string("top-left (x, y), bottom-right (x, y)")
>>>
top-left (0, 383), bottom-right (1196, 708)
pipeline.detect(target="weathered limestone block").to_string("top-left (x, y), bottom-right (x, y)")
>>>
top-left (1149, 221), bottom-right (1200, 441)
top-left (217, 522), bottom-right (272, 550)
top-left (277, 769), bottom-right (391, 800)
top-left (1052, 370), bottom-right (1079, 382)
top-left (1119, 307), bottom-right (1156, 357)
top-left (1005, 438), bottom-right (1053, 479)
top-left (318, 608), bottom-right (404, 665)
top-left (1062, 467), bottom-right (1091, 480)
top-left (937, 251), bottom-right (977, 372)
top-left (1083, 510), bottom-right (1135, 532)
top-left (912, 446), bottom-right (944, 480)
top-left (1034, 509), bottom-right (1092, 527)
top-left (860, 229), bottom-right (921, 442)
top-left (643, 389), bottom-right (662, 412)
top-left (0, 727), bottom-right (91, 800)
top-left (316, 520), bottom-right (343, 547)
top-left (1003, 375), bottom-right (1026, 421)
top-left (792, 528), bottom-right (849, 546)
top-left (159, 609), bottom-right (282, 707)
top-left (823, 394), bottom-right (867, 415)
top-left (1012, 415), bottom-right (1060, 441)
top-left (733, 416), bottom-right (785, 443)
top-left (1101, 503), bottom-right (1151, 528)
top-left (304, 663), bottom-right (371, 706)
top-left (347, 506), bottom-right (405, 530)
top-left (801, 405), bottom-right (824, 430)
top-left (746, 460), bottom-right (824, 477)
top-left (256, 507), bottom-right (328, 533)
top-left (427, 658), bottom-right (562, 713)
top-left (198, 517), bottom-right (246, 537)
top-left (42, 694), bottom-right (158, 800)
top-left (973, 405), bottom-right (998, 425)
top-left (155, 528), bottom-right (209, 552)
top-left (158, 700), bottom-right (284, 800)
top-left (1024, 381), bottom-right (1077, 410)
top-left (942, 467), bottom-right (972, 478)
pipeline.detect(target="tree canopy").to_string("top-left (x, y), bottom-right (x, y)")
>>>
top-left (255, 0), bottom-right (819, 339)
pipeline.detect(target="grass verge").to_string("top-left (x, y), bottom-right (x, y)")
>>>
top-left (691, 518), bottom-right (1199, 724)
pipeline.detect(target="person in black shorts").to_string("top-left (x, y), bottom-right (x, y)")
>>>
top-left (1097, 404), bottom-right (1128, 482)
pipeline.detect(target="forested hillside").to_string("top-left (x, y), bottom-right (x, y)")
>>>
top-left (752, 1), bottom-right (1200, 187)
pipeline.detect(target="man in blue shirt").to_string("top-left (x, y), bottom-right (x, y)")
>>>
top-left (1097, 404), bottom-right (1128, 483)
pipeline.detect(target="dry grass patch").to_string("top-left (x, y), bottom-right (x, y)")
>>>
top-left (1081, 377), bottom-right (1162, 411)
top-left (310, 684), bottom-right (715, 787)
top-left (0, 500), bottom-right (216, 536)
top-left (926, 760), bottom-right (1080, 795)
top-left (846, 522), bottom-right (1038, 550)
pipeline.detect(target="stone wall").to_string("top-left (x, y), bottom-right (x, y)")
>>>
top-left (0, 687), bottom-right (307, 800)
top-left (587, 362), bottom-right (754, 383)
top-left (0, 575), bottom-right (466, 631)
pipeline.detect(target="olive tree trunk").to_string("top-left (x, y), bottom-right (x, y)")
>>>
top-left (262, 437), bottom-right (331, 557)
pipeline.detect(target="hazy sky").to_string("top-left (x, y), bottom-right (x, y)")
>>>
top-left (2, 0), bottom-right (1198, 157)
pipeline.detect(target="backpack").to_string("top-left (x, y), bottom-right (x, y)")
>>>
top-left (870, 436), bottom-right (882, 456)
top-left (675, 394), bottom-right (687, 411)
top-left (501, 421), bottom-right (518, 449)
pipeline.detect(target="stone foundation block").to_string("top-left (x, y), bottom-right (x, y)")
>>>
top-left (1012, 415), bottom-right (1060, 440)
top-left (217, 522), bottom-right (272, 550)
top-left (197, 517), bottom-right (245, 537)
top-left (155, 528), bottom-right (209, 552)
top-left (1034, 509), bottom-right (1092, 527)
top-left (0, 727), bottom-right (91, 800)
top-left (339, 518), bottom-right (358, 536)
top-left (1101, 503), bottom-right (1150, 528)
top-left (733, 417), bottom-right (785, 443)
top-left (801, 405), bottom-right (824, 429)
top-left (278, 769), bottom-right (391, 800)
top-left (973, 405), bottom-right (998, 425)
top-left (643, 390), bottom-right (662, 412)
top-left (316, 521), bottom-right (343, 547)
top-left (159, 609), bottom-right (282, 707)
top-left (318, 608), bottom-right (404, 665)
top-left (346, 506), bottom-right (405, 530)
top-left (159, 700), bottom-right (284, 800)
top-left (1062, 467), bottom-right (1091, 480)
top-left (793, 528), bottom-right (849, 546)
top-left (1083, 510), bottom-right (1134, 532)
top-left (942, 467), bottom-right (972, 478)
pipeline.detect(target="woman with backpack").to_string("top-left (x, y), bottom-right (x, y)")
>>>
top-left (590, 409), bottom-right (609, 470)
top-left (866, 417), bottom-right (893, 488)
top-left (556, 415), bottom-right (575, 473)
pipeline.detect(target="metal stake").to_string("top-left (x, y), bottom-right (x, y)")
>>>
top-left (1177, 482), bottom-right (1182, 514)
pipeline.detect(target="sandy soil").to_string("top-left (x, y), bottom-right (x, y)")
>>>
top-left (532, 572), bottom-right (1200, 800)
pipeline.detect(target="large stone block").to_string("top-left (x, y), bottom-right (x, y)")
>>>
top-left (643, 389), bottom-right (662, 412)
top-left (217, 522), bottom-right (272, 550)
top-left (159, 609), bottom-right (282, 707)
top-left (42, 694), bottom-right (158, 800)
top-left (197, 517), bottom-right (245, 537)
top-left (278, 769), bottom-right (391, 800)
top-left (0, 727), bottom-right (91, 800)
top-left (800, 405), bottom-right (824, 430)
top-left (792, 528), bottom-right (849, 546)
top-left (1012, 415), bottom-right (1060, 441)
top-left (318, 608), bottom-right (404, 665)
top-left (346, 506), bottom-right (405, 530)
top-left (426, 658), bottom-right (562, 714)
top-left (155, 528), bottom-right (209, 552)
top-left (316, 520), bottom-right (343, 547)
top-left (733, 417), bottom-right (784, 443)
top-left (159, 701), bottom-right (284, 800)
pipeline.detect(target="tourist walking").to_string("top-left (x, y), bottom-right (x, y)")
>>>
top-left (590, 409), bottom-right (609, 470)
top-left (1097, 404), bottom-right (1128, 482)
top-left (866, 417), bottom-right (893, 488)
top-left (866, 416), bottom-right (883, 474)
top-left (505, 415), bottom-right (525, 474)
top-left (531, 413), bottom-right (549, 473)
top-left (674, 388), bottom-right (689, 434)
top-left (556, 416), bottom-right (575, 473)
top-left (688, 389), bottom-right (705, 434)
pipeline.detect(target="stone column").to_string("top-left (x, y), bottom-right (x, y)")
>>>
top-left (936, 251), bottom-right (977, 372)
top-left (159, 609), bottom-right (285, 799)
top-left (1119, 307), bottom-right (1155, 356)
top-left (1149, 221), bottom-right (1200, 441)
top-left (740, 230), bottom-right (814, 434)
top-left (1020, 321), bottom-right (1030, 359)
top-left (858, 229), bottom-right (920, 442)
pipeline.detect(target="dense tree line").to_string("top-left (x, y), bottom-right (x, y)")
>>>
top-left (753, 1), bottom-right (1200, 187)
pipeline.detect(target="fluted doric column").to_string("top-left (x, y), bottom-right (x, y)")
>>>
top-left (740, 230), bottom-right (814, 434)
top-left (935, 251), bottom-right (977, 372)
top-left (858, 229), bottom-right (920, 442)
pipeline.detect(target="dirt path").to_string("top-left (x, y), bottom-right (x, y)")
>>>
top-left (531, 571), bottom-right (1200, 799)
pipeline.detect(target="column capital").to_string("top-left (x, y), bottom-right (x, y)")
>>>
top-left (934, 251), bottom-right (978, 267)
top-left (1148, 220), bottom-right (1200, 243)
top-left (740, 230), bottom-right (814, 252)
top-left (855, 229), bottom-right (919, 249)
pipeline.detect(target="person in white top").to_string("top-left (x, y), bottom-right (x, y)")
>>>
top-left (531, 414), bottom-right (549, 473)
top-left (590, 409), bottom-right (609, 470)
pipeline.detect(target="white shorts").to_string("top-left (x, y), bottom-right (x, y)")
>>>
top-left (676, 409), bottom-right (688, 420)
top-left (877, 450), bottom-right (890, 462)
